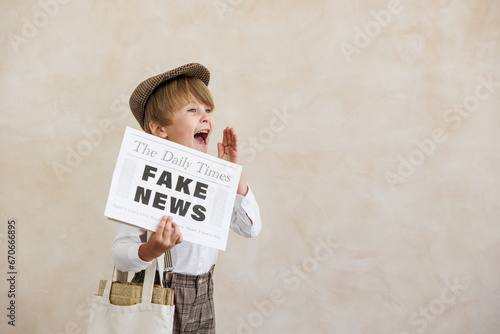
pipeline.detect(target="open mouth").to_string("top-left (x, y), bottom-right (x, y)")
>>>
top-left (194, 129), bottom-right (209, 146)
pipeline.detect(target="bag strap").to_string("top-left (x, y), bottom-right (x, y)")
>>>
top-left (140, 257), bottom-right (157, 304)
top-left (140, 231), bottom-right (165, 303)
top-left (156, 252), bottom-right (165, 288)
top-left (142, 251), bottom-right (174, 302)
top-left (112, 267), bottom-right (128, 283)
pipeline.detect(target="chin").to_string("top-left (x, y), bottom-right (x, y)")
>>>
top-left (193, 144), bottom-right (208, 153)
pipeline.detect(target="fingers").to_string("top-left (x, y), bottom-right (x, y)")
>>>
top-left (218, 126), bottom-right (241, 165)
top-left (217, 142), bottom-right (224, 159)
top-left (150, 216), bottom-right (182, 251)
top-left (222, 126), bottom-right (238, 149)
top-left (222, 126), bottom-right (228, 148)
top-left (226, 126), bottom-right (233, 148)
top-left (230, 128), bottom-right (239, 150)
top-left (154, 216), bottom-right (165, 234)
top-left (153, 216), bottom-right (170, 241)
top-left (219, 127), bottom-right (233, 160)
top-left (171, 222), bottom-right (183, 245)
top-left (164, 217), bottom-right (183, 245)
top-left (162, 216), bottom-right (173, 239)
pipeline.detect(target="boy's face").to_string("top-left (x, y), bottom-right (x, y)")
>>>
top-left (162, 99), bottom-right (213, 153)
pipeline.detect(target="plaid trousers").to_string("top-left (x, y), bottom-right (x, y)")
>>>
top-left (132, 265), bottom-right (216, 333)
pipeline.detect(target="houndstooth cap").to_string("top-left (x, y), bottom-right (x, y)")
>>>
top-left (129, 63), bottom-right (210, 130)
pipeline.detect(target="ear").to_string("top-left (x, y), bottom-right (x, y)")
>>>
top-left (149, 121), bottom-right (168, 139)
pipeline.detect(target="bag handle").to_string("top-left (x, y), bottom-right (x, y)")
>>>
top-left (140, 257), bottom-right (157, 304)
top-left (139, 249), bottom-right (174, 303)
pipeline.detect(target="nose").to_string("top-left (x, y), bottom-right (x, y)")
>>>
top-left (199, 107), bottom-right (211, 123)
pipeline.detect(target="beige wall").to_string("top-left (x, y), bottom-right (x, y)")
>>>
top-left (1, 0), bottom-right (500, 333)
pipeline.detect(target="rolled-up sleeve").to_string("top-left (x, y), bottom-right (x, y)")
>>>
top-left (230, 186), bottom-right (262, 238)
top-left (111, 223), bottom-right (152, 272)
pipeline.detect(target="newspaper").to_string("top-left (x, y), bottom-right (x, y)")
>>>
top-left (104, 127), bottom-right (242, 251)
top-left (98, 280), bottom-right (174, 306)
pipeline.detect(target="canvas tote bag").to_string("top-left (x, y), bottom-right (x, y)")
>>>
top-left (86, 254), bottom-right (174, 334)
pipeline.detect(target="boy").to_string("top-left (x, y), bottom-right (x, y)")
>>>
top-left (111, 63), bottom-right (262, 334)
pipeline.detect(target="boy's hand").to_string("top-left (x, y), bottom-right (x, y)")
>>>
top-left (217, 126), bottom-right (241, 165)
top-left (217, 126), bottom-right (249, 196)
top-left (138, 216), bottom-right (183, 262)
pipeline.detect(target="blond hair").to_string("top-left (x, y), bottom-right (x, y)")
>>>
top-left (143, 75), bottom-right (215, 134)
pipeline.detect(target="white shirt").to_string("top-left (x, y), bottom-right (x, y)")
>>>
top-left (111, 187), bottom-right (262, 275)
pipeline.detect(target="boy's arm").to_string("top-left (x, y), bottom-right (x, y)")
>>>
top-left (217, 126), bottom-right (249, 196)
top-left (112, 216), bottom-right (183, 271)
top-left (112, 223), bottom-right (152, 272)
top-left (231, 186), bottom-right (262, 238)
top-left (218, 126), bottom-right (262, 237)
top-left (237, 173), bottom-right (249, 197)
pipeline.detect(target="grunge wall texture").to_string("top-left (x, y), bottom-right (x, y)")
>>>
top-left (1, 0), bottom-right (499, 333)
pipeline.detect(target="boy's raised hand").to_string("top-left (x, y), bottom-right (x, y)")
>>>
top-left (217, 126), bottom-right (249, 196)
top-left (217, 126), bottom-right (241, 165)
top-left (139, 216), bottom-right (183, 262)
